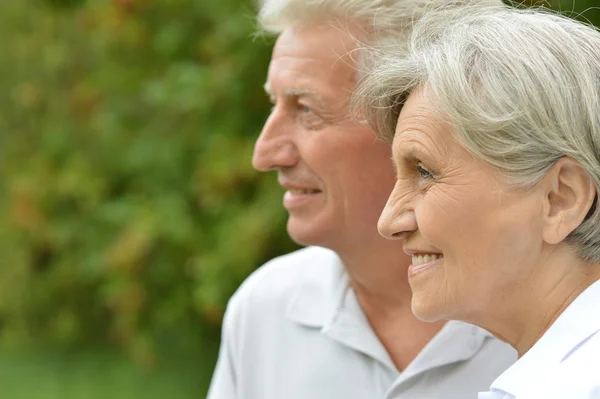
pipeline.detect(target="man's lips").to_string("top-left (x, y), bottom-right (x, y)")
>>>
top-left (278, 177), bottom-right (322, 192)
top-left (284, 187), bottom-right (321, 194)
top-left (281, 184), bottom-right (323, 210)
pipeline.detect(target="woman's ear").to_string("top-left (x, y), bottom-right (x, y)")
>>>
top-left (542, 157), bottom-right (597, 245)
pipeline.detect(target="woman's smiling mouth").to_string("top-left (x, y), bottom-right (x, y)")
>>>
top-left (409, 253), bottom-right (444, 277)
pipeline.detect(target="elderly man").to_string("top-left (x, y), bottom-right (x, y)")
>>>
top-left (207, 1), bottom-right (516, 398)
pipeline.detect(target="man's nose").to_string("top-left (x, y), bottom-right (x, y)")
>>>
top-left (252, 110), bottom-right (299, 171)
top-left (378, 184), bottom-right (418, 241)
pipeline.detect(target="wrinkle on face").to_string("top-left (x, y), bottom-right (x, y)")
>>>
top-left (259, 25), bottom-right (397, 252)
top-left (382, 86), bottom-right (549, 324)
top-left (269, 28), bottom-right (357, 122)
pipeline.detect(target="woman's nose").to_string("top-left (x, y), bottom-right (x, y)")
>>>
top-left (378, 185), bottom-right (418, 240)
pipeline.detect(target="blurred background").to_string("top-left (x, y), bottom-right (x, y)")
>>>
top-left (0, 0), bottom-right (598, 398)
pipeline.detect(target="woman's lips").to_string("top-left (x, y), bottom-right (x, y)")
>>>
top-left (408, 253), bottom-right (444, 278)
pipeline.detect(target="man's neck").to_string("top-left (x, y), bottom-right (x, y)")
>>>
top-left (336, 239), bottom-right (446, 372)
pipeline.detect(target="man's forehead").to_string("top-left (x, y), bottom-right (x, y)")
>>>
top-left (273, 25), bottom-right (356, 56)
top-left (264, 26), bottom-right (360, 108)
top-left (271, 27), bottom-right (357, 73)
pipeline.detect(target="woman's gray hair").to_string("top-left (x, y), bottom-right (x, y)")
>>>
top-left (354, 4), bottom-right (600, 261)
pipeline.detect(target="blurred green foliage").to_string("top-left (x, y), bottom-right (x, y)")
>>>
top-left (0, 0), bottom-right (599, 379)
top-left (521, 0), bottom-right (600, 23)
top-left (0, 345), bottom-right (218, 399)
top-left (0, 0), bottom-right (299, 367)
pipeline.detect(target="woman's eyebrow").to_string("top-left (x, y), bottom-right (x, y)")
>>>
top-left (391, 144), bottom-right (416, 172)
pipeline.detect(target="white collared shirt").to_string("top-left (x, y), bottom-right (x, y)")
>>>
top-left (479, 279), bottom-right (600, 399)
top-left (207, 247), bottom-right (516, 399)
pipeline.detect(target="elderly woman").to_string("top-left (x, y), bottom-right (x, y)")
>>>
top-left (355, 4), bottom-right (600, 399)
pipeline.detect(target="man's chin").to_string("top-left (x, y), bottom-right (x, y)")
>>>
top-left (286, 217), bottom-right (331, 248)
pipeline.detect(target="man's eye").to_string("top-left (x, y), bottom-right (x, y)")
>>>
top-left (296, 103), bottom-right (323, 129)
top-left (415, 163), bottom-right (434, 179)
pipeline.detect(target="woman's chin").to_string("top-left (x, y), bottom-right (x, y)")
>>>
top-left (411, 296), bottom-right (446, 322)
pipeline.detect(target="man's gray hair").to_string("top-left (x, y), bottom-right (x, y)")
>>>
top-left (354, 4), bottom-right (600, 262)
top-left (258, 0), bottom-right (501, 38)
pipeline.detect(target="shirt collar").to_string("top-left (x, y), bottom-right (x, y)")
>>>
top-left (320, 274), bottom-right (398, 372)
top-left (285, 247), bottom-right (499, 376)
top-left (388, 321), bottom-right (495, 390)
top-left (284, 247), bottom-right (346, 328)
top-left (489, 279), bottom-right (600, 398)
top-left (284, 247), bottom-right (396, 370)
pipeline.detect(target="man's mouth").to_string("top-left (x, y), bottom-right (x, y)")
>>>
top-left (287, 188), bottom-right (321, 195)
top-left (282, 186), bottom-right (323, 210)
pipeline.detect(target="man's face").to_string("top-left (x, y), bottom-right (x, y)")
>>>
top-left (253, 26), bottom-right (396, 252)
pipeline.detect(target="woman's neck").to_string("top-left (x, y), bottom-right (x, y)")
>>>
top-left (475, 251), bottom-right (600, 357)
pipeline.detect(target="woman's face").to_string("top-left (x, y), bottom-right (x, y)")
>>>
top-left (379, 88), bottom-right (546, 324)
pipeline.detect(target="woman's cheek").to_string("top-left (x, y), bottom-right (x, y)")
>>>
top-left (416, 187), bottom-right (462, 240)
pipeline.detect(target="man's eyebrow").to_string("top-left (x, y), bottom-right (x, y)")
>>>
top-left (283, 88), bottom-right (318, 97)
top-left (263, 84), bottom-right (323, 104)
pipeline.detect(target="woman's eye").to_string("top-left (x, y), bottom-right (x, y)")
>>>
top-left (301, 105), bottom-right (312, 114)
top-left (415, 163), bottom-right (434, 179)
